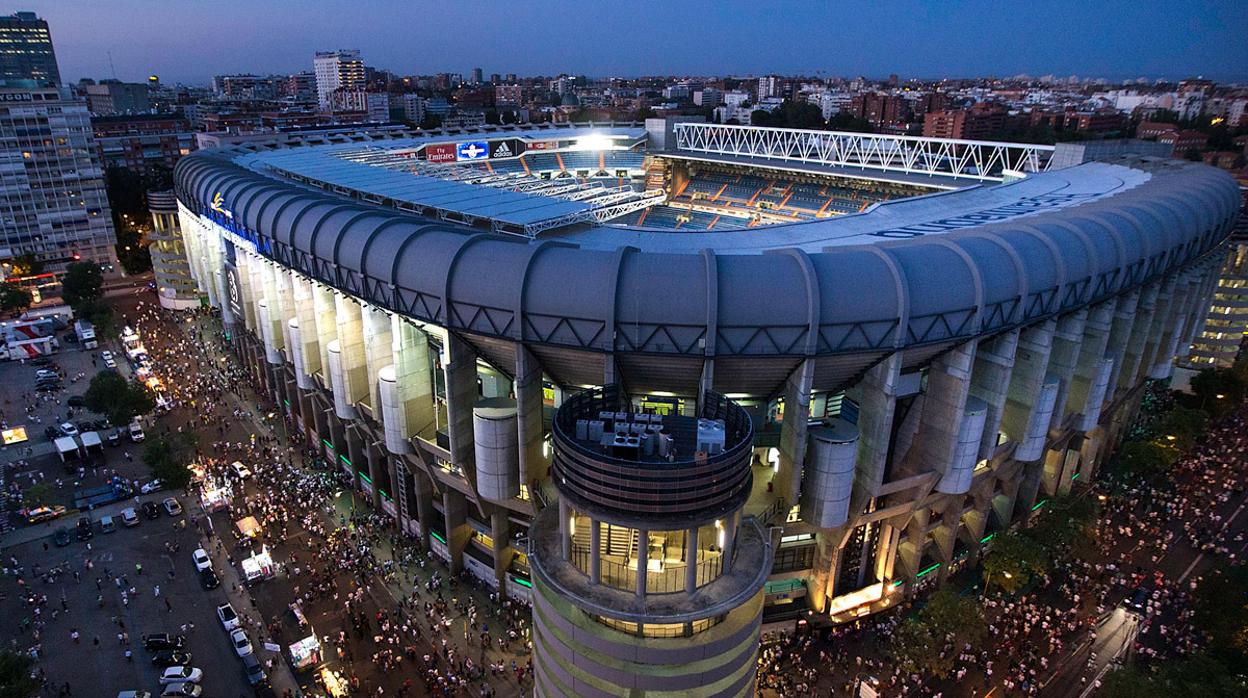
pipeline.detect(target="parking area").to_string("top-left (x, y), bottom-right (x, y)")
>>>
top-left (0, 495), bottom-right (256, 697)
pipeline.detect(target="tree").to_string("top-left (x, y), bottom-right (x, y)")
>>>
top-left (0, 650), bottom-right (38, 698)
top-left (1192, 563), bottom-right (1248, 668)
top-left (982, 531), bottom-right (1048, 592)
top-left (0, 282), bottom-right (32, 314)
top-left (22, 482), bottom-right (55, 509)
top-left (890, 590), bottom-right (986, 678)
top-left (1112, 440), bottom-right (1177, 481)
top-left (1156, 405), bottom-right (1209, 450)
top-left (60, 261), bottom-right (103, 312)
top-left (1101, 653), bottom-right (1244, 698)
top-left (6, 253), bottom-right (41, 277)
top-left (83, 370), bottom-right (154, 427)
top-left (144, 434), bottom-right (195, 490)
top-left (1027, 496), bottom-right (1101, 561)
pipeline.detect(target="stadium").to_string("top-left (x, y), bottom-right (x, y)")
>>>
top-left (173, 119), bottom-right (1240, 697)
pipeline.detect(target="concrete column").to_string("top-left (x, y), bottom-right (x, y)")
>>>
top-left (1047, 310), bottom-right (1088, 431)
top-left (847, 353), bottom-right (902, 493)
top-left (558, 499), bottom-right (571, 561)
top-left (442, 490), bottom-right (469, 575)
top-left (1139, 277), bottom-right (1178, 382)
top-left (1068, 300), bottom-right (1116, 431)
top-left (312, 284), bottom-right (338, 384)
top-left (389, 318), bottom-right (435, 446)
top-left (1104, 291), bottom-right (1139, 397)
top-left (345, 426), bottom-right (366, 494)
top-left (636, 529), bottom-right (649, 598)
top-left (293, 275), bottom-right (322, 378)
top-left (1171, 271), bottom-right (1205, 362)
top-left (589, 520), bottom-right (602, 585)
top-left (969, 330), bottom-right (1019, 461)
top-left (334, 295), bottom-right (368, 410)
top-left (1118, 283), bottom-right (1159, 393)
top-left (684, 526), bottom-right (699, 593)
top-left (246, 254), bottom-right (267, 333)
top-left (444, 334), bottom-right (479, 478)
top-left (721, 510), bottom-right (740, 567)
top-left (777, 359), bottom-right (815, 507)
top-left (912, 341), bottom-right (977, 490)
top-left (809, 529), bottom-right (841, 614)
top-left (1149, 273), bottom-right (1191, 378)
top-left (363, 306), bottom-right (393, 414)
top-left (363, 440), bottom-right (383, 511)
top-left (514, 345), bottom-right (546, 489)
top-left (411, 469), bottom-right (436, 544)
top-left (491, 510), bottom-right (513, 591)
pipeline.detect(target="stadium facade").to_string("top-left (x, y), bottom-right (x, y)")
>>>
top-left (173, 120), bottom-right (1241, 697)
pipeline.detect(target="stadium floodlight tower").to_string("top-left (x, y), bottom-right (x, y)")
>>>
top-left (529, 385), bottom-right (773, 697)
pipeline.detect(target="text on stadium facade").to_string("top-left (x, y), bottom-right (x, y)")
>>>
top-left (868, 192), bottom-right (1102, 238)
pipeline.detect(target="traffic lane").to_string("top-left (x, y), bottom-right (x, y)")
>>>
top-left (0, 504), bottom-right (253, 697)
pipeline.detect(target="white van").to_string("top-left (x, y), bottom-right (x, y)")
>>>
top-left (128, 420), bottom-right (145, 443)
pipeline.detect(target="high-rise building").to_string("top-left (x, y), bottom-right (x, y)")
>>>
top-left (313, 50), bottom-right (365, 110)
top-left (145, 189), bottom-right (198, 310)
top-left (92, 113), bottom-right (195, 175)
top-left (0, 84), bottom-right (117, 278)
top-left (1183, 218), bottom-right (1248, 369)
top-left (0, 11), bottom-right (59, 86)
top-left (757, 75), bottom-right (780, 100)
top-left (923, 104), bottom-right (1007, 140)
top-left (81, 81), bottom-right (151, 115)
top-left (471, 67), bottom-right (484, 84)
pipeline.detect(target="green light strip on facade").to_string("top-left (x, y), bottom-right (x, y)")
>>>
top-left (892, 579), bottom-right (904, 588)
top-left (916, 563), bottom-right (942, 578)
top-left (980, 533), bottom-right (996, 544)
top-left (511, 576), bottom-right (533, 588)
top-left (321, 439), bottom-right (334, 451)
top-left (1071, 472), bottom-right (1080, 481)
top-left (1032, 499), bottom-right (1049, 511)
top-left (282, 399), bottom-right (290, 407)
top-left (358, 471), bottom-right (372, 484)
top-left (339, 454), bottom-right (352, 466)
top-left (430, 530), bottom-right (446, 544)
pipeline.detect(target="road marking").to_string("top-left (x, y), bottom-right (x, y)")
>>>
top-left (1178, 495), bottom-right (1248, 583)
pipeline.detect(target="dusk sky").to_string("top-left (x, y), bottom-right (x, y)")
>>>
top-left (20, 0), bottom-right (1248, 85)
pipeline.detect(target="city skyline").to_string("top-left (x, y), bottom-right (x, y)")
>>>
top-left (19, 0), bottom-right (1248, 85)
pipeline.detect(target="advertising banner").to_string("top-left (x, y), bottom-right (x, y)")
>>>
top-left (425, 143), bottom-right (457, 163)
top-left (526, 140), bottom-right (557, 151)
top-left (489, 139), bottom-right (522, 159)
top-left (456, 141), bottom-right (489, 161)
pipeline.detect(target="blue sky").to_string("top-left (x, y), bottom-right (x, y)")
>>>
top-left (22, 0), bottom-right (1248, 85)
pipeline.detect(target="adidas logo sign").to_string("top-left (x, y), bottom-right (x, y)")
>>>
top-left (492, 142), bottom-right (512, 157)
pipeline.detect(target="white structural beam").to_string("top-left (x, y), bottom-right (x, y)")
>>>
top-left (672, 123), bottom-right (1056, 182)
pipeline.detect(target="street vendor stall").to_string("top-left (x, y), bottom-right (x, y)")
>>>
top-left (199, 479), bottom-right (232, 512)
top-left (241, 547), bottom-right (276, 583)
top-left (318, 667), bottom-right (348, 697)
top-left (235, 515), bottom-right (261, 539)
top-left (289, 635), bottom-right (321, 671)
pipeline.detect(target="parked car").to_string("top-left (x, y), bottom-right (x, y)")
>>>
top-left (141, 501), bottom-right (161, 519)
top-left (191, 548), bottom-right (211, 572)
top-left (160, 683), bottom-right (202, 697)
top-left (231, 461), bottom-right (252, 479)
top-left (53, 527), bottom-right (71, 547)
top-left (216, 602), bottom-right (239, 630)
top-left (107, 429), bottom-right (122, 446)
top-left (229, 628), bottom-right (253, 657)
top-left (241, 652), bottom-right (266, 686)
top-left (44, 425), bottom-right (60, 440)
top-left (120, 507), bottom-right (140, 527)
top-left (140, 479), bottom-right (164, 494)
top-left (150, 650), bottom-right (191, 667)
top-left (198, 569), bottom-right (220, 590)
top-left (142, 634), bottom-right (187, 652)
top-left (116, 691), bottom-right (153, 698)
top-left (162, 497), bottom-right (182, 516)
top-left (58, 422), bottom-right (78, 437)
top-left (158, 666), bottom-right (202, 686)
top-left (67, 395), bottom-right (86, 407)
top-left (98, 515), bottom-right (116, 534)
top-left (75, 517), bottom-right (93, 541)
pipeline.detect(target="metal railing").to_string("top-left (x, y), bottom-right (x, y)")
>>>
top-left (569, 545), bottom-right (724, 595)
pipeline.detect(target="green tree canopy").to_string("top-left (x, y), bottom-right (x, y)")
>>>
top-left (889, 589), bottom-right (986, 678)
top-left (0, 282), bottom-right (32, 314)
top-left (1027, 495), bottom-right (1101, 561)
top-left (1113, 440), bottom-right (1177, 481)
top-left (1101, 652), bottom-right (1244, 698)
top-left (1156, 405), bottom-right (1209, 450)
top-left (1192, 563), bottom-right (1248, 668)
top-left (6, 253), bottom-right (42, 277)
top-left (982, 530), bottom-right (1049, 593)
top-left (83, 370), bottom-right (154, 427)
top-left (22, 482), bottom-right (55, 509)
top-left (0, 650), bottom-right (39, 698)
top-left (60, 261), bottom-right (103, 312)
top-left (143, 434), bottom-right (195, 490)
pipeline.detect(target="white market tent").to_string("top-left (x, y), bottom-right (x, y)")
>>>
top-left (54, 436), bottom-right (79, 462)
